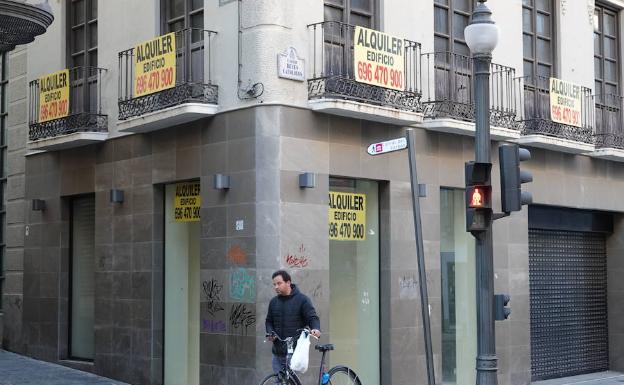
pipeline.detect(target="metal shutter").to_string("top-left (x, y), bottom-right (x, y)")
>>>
top-left (529, 229), bottom-right (609, 381)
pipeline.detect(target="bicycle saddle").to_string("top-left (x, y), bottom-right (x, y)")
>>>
top-left (315, 344), bottom-right (334, 352)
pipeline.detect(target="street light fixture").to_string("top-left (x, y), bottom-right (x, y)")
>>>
top-left (464, 2), bottom-right (500, 385)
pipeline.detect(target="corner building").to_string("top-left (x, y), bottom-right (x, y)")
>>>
top-left (1, 1), bottom-right (624, 385)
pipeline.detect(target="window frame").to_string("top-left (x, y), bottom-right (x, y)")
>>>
top-left (324, 0), bottom-right (378, 28)
top-left (433, 0), bottom-right (475, 56)
top-left (66, 0), bottom-right (98, 69)
top-left (522, 0), bottom-right (556, 81)
top-left (594, 2), bottom-right (620, 98)
top-left (0, 53), bottom-right (6, 313)
top-left (161, 0), bottom-right (204, 34)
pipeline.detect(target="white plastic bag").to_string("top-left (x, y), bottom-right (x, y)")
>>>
top-left (290, 331), bottom-right (311, 373)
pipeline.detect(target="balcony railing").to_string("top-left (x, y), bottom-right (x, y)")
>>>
top-left (594, 94), bottom-right (624, 149)
top-left (28, 66), bottom-right (107, 141)
top-left (118, 28), bottom-right (218, 120)
top-left (307, 21), bottom-right (422, 111)
top-left (420, 51), bottom-right (518, 129)
top-left (516, 75), bottom-right (594, 143)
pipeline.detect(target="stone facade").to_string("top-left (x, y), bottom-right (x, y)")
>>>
top-left (2, 1), bottom-right (624, 385)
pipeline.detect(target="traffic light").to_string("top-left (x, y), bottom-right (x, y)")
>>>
top-left (499, 144), bottom-right (533, 213)
top-left (465, 162), bottom-right (492, 233)
top-left (494, 294), bottom-right (511, 320)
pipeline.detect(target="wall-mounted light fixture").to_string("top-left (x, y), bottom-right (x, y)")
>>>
top-left (110, 189), bottom-right (124, 203)
top-left (213, 174), bottom-right (230, 190)
top-left (298, 172), bottom-right (316, 188)
top-left (32, 199), bottom-right (46, 211)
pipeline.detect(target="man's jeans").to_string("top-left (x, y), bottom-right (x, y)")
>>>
top-left (272, 354), bottom-right (290, 374)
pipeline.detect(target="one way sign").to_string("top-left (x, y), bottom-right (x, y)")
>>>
top-left (366, 137), bottom-right (408, 155)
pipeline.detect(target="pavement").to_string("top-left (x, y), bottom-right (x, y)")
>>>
top-left (0, 348), bottom-right (622, 385)
top-left (533, 372), bottom-right (624, 385)
top-left (0, 350), bottom-right (129, 385)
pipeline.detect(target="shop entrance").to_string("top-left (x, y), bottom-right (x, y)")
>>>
top-left (529, 206), bottom-right (611, 381)
top-left (164, 182), bottom-right (201, 385)
top-left (328, 178), bottom-right (380, 385)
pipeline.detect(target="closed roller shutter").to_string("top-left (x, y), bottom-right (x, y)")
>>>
top-left (529, 229), bottom-right (608, 381)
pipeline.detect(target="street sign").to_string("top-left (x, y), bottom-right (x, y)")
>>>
top-left (366, 137), bottom-right (407, 155)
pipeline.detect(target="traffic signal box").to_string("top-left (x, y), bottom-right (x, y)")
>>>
top-left (499, 144), bottom-right (533, 213)
top-left (465, 162), bottom-right (492, 233)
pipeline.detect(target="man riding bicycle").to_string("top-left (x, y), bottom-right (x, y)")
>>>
top-left (265, 270), bottom-right (321, 374)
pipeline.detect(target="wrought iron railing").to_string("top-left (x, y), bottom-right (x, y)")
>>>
top-left (516, 75), bottom-right (594, 143)
top-left (307, 21), bottom-right (422, 111)
top-left (28, 66), bottom-right (107, 141)
top-left (594, 94), bottom-right (624, 149)
top-left (420, 51), bottom-right (518, 129)
top-left (118, 28), bottom-right (218, 120)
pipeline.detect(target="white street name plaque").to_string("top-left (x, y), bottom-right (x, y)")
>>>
top-left (367, 137), bottom-right (407, 155)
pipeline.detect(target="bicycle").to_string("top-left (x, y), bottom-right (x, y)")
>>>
top-left (258, 329), bottom-right (362, 385)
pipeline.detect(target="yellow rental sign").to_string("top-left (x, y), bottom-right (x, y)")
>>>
top-left (134, 33), bottom-right (176, 97)
top-left (550, 77), bottom-right (582, 128)
top-left (354, 26), bottom-right (405, 91)
top-left (328, 192), bottom-right (366, 241)
top-left (174, 182), bottom-right (200, 222)
top-left (38, 69), bottom-right (69, 123)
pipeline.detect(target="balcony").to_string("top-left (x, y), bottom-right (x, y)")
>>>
top-left (28, 66), bottom-right (108, 151)
top-left (420, 51), bottom-right (520, 140)
top-left (590, 94), bottom-right (624, 161)
top-left (515, 75), bottom-right (594, 154)
top-left (117, 28), bottom-right (218, 133)
top-left (307, 21), bottom-right (423, 126)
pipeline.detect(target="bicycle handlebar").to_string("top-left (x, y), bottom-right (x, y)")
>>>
top-left (265, 328), bottom-right (319, 343)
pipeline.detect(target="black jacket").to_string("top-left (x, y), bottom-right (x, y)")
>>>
top-left (265, 284), bottom-right (320, 356)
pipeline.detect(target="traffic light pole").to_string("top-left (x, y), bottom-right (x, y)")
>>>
top-left (473, 51), bottom-right (498, 385)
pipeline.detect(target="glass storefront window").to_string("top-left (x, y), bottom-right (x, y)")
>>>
top-left (440, 188), bottom-right (476, 385)
top-left (164, 183), bottom-right (200, 385)
top-left (329, 178), bottom-right (380, 385)
top-left (70, 195), bottom-right (95, 360)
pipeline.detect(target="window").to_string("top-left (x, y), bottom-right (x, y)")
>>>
top-left (594, 4), bottom-right (620, 137)
top-left (434, 0), bottom-right (474, 56)
top-left (162, 0), bottom-right (203, 34)
top-left (324, 0), bottom-right (375, 28)
top-left (594, 4), bottom-right (619, 98)
top-left (329, 178), bottom-right (380, 385)
top-left (68, 0), bottom-right (97, 69)
top-left (162, 0), bottom-right (204, 82)
top-left (0, 53), bottom-right (6, 313)
top-left (440, 188), bottom-right (476, 385)
top-left (522, 0), bottom-right (555, 82)
top-left (70, 195), bottom-right (95, 360)
top-left (321, 1), bottom-right (376, 79)
top-left (68, 0), bottom-right (98, 115)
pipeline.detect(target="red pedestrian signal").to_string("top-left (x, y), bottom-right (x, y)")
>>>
top-left (471, 188), bottom-right (483, 207)
top-left (465, 162), bottom-right (492, 233)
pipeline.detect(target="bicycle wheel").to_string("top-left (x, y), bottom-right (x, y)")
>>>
top-left (258, 372), bottom-right (298, 385)
top-left (327, 366), bottom-right (362, 385)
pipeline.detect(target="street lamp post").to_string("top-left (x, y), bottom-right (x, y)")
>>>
top-left (464, 2), bottom-right (499, 385)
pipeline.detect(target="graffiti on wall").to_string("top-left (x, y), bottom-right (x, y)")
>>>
top-left (284, 244), bottom-right (309, 268)
top-left (228, 245), bottom-right (247, 265)
top-left (202, 278), bottom-right (225, 315)
top-left (229, 303), bottom-right (256, 335)
top-left (230, 268), bottom-right (255, 302)
top-left (399, 275), bottom-right (418, 300)
top-left (202, 319), bottom-right (227, 333)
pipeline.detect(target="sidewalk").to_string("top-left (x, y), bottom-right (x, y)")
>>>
top-left (0, 350), bottom-right (129, 385)
top-left (533, 371), bottom-right (624, 385)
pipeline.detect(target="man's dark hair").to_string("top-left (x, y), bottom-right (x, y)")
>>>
top-left (272, 270), bottom-right (291, 283)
